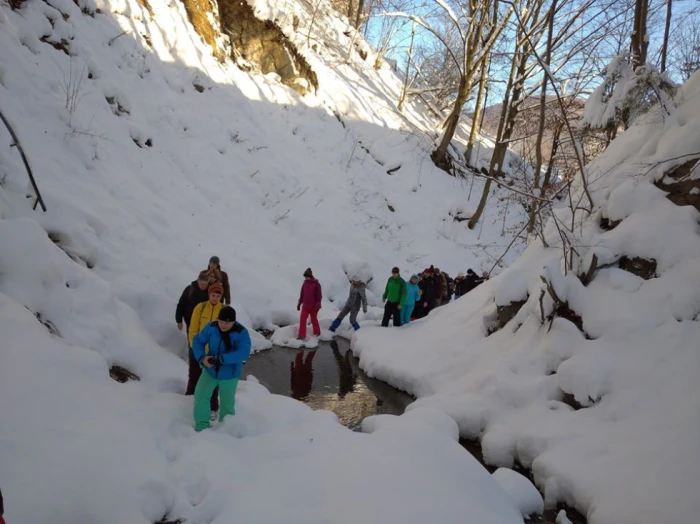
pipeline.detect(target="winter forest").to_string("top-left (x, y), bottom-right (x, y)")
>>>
top-left (0, 0), bottom-right (698, 522)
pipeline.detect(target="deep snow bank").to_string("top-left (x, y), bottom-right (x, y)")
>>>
top-left (352, 72), bottom-right (700, 524)
top-left (0, 289), bottom-right (530, 524)
top-left (0, 0), bottom-right (523, 357)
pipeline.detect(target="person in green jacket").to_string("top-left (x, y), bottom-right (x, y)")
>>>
top-left (381, 266), bottom-right (407, 327)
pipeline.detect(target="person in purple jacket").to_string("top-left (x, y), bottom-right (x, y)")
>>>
top-left (297, 268), bottom-right (322, 339)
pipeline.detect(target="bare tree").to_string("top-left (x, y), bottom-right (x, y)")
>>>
top-left (630, 0), bottom-right (649, 68)
top-left (660, 0), bottom-right (672, 73)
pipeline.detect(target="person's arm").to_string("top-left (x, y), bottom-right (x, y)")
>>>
top-left (192, 323), bottom-right (211, 363)
top-left (218, 329), bottom-right (252, 365)
top-left (360, 287), bottom-right (368, 312)
top-left (188, 303), bottom-right (203, 347)
top-left (382, 280), bottom-right (389, 301)
top-left (176, 287), bottom-right (188, 324)
top-left (297, 285), bottom-right (303, 310)
top-left (315, 282), bottom-right (322, 310)
top-left (223, 272), bottom-right (231, 305)
top-left (399, 281), bottom-right (407, 306)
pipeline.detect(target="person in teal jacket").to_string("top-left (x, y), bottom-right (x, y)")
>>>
top-left (401, 274), bottom-right (421, 325)
top-left (191, 306), bottom-right (252, 431)
top-left (381, 266), bottom-right (406, 327)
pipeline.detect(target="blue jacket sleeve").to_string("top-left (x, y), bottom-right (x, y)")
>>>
top-left (218, 328), bottom-right (252, 365)
top-left (192, 323), bottom-right (211, 362)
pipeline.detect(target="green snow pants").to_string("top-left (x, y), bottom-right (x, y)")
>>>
top-left (194, 372), bottom-right (239, 432)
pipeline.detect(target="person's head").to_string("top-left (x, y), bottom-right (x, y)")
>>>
top-left (352, 279), bottom-right (362, 287)
top-left (197, 270), bottom-right (209, 290)
top-left (457, 272), bottom-right (464, 279)
top-left (410, 274), bottom-right (418, 284)
top-left (434, 267), bottom-right (440, 274)
top-left (208, 282), bottom-right (224, 304)
top-left (217, 306), bottom-right (236, 332)
top-left (391, 266), bottom-right (400, 277)
top-left (423, 268), bottom-right (431, 278)
top-left (467, 268), bottom-right (475, 276)
top-left (208, 255), bottom-right (220, 270)
top-left (303, 268), bottom-right (313, 279)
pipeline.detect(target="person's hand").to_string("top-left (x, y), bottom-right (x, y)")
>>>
top-left (202, 356), bottom-right (216, 368)
top-left (423, 302), bottom-right (428, 308)
top-left (177, 322), bottom-right (183, 331)
top-left (382, 297), bottom-right (386, 303)
top-left (398, 305), bottom-right (402, 309)
top-left (297, 304), bottom-right (301, 311)
top-left (363, 307), bottom-right (367, 314)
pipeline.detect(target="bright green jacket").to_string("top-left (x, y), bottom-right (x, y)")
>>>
top-left (383, 276), bottom-right (407, 305)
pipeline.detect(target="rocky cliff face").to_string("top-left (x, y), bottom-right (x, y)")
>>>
top-left (180, 0), bottom-right (317, 94)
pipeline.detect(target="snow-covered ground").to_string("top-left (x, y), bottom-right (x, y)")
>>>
top-left (352, 72), bottom-right (700, 524)
top-left (0, 0), bottom-right (536, 521)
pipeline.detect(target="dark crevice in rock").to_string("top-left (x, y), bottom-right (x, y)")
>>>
top-left (386, 165), bottom-right (401, 175)
top-left (34, 311), bottom-right (62, 336)
top-left (559, 391), bottom-right (585, 411)
top-left (489, 299), bottom-right (527, 334)
top-left (599, 216), bottom-right (621, 231)
top-left (109, 366), bottom-right (140, 383)
top-left (459, 438), bottom-right (587, 524)
top-left (618, 256), bottom-right (657, 279)
top-left (48, 231), bottom-right (96, 268)
top-left (105, 96), bottom-right (130, 116)
top-left (218, 0), bottom-right (318, 94)
top-left (654, 158), bottom-right (700, 212)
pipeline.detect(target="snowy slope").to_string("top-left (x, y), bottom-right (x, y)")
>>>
top-left (0, 0), bottom-right (524, 359)
top-left (0, 0), bottom-right (535, 521)
top-left (352, 72), bottom-right (700, 523)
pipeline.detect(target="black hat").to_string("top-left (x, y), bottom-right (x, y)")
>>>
top-left (392, 266), bottom-right (400, 274)
top-left (218, 306), bottom-right (236, 323)
top-left (209, 256), bottom-right (220, 265)
top-left (303, 268), bottom-right (313, 278)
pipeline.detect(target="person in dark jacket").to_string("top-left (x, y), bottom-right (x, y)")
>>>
top-left (0, 487), bottom-right (5, 524)
top-left (432, 266), bottom-right (444, 308)
top-left (417, 268), bottom-right (435, 318)
top-left (207, 256), bottom-right (231, 305)
top-left (464, 269), bottom-right (488, 292)
top-left (176, 270), bottom-right (210, 331)
top-left (191, 306), bottom-right (251, 431)
top-left (381, 267), bottom-right (406, 327)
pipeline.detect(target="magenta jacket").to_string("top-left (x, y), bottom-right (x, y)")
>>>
top-left (298, 278), bottom-right (322, 311)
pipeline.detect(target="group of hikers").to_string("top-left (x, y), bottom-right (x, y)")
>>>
top-left (175, 257), bottom-right (488, 432)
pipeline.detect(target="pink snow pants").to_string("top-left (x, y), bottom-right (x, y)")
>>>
top-left (298, 307), bottom-right (321, 338)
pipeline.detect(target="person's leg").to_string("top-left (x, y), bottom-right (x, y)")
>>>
top-left (310, 309), bottom-right (321, 336)
top-left (217, 378), bottom-right (240, 422)
top-left (193, 371), bottom-right (219, 431)
top-left (381, 302), bottom-right (392, 327)
top-left (331, 306), bottom-right (350, 331)
top-left (349, 308), bottom-right (359, 325)
top-left (185, 348), bottom-right (201, 396)
top-left (392, 303), bottom-right (401, 326)
top-left (402, 304), bottom-right (414, 324)
top-left (210, 386), bottom-right (219, 412)
top-left (298, 307), bottom-right (309, 338)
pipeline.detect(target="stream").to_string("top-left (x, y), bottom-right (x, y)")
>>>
top-left (243, 338), bottom-right (586, 524)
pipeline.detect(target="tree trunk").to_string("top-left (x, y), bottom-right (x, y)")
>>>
top-left (431, 74), bottom-right (472, 172)
top-left (398, 23), bottom-right (416, 112)
top-left (347, 0), bottom-right (355, 24)
top-left (631, 0), bottom-right (649, 69)
top-left (528, 1), bottom-right (556, 234)
top-left (465, 61), bottom-right (489, 166)
top-left (660, 0), bottom-right (672, 73)
top-left (354, 0), bottom-right (365, 29)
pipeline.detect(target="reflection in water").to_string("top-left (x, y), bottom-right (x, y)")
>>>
top-left (291, 350), bottom-right (316, 400)
top-left (244, 338), bottom-right (413, 430)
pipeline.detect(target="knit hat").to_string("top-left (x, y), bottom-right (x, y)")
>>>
top-left (467, 268), bottom-right (475, 275)
top-left (303, 268), bottom-right (313, 278)
top-left (218, 306), bottom-right (236, 323)
top-left (208, 282), bottom-right (224, 296)
top-left (391, 266), bottom-right (400, 274)
top-left (209, 256), bottom-right (220, 266)
top-left (197, 270), bottom-right (210, 282)
top-left (457, 272), bottom-right (464, 278)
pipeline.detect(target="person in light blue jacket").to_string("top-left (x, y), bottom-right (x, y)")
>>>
top-left (401, 274), bottom-right (421, 325)
top-left (191, 306), bottom-right (251, 431)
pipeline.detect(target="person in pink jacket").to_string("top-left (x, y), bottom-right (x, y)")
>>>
top-left (297, 268), bottom-right (322, 339)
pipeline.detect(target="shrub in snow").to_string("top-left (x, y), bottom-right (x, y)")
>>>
top-left (581, 53), bottom-right (677, 134)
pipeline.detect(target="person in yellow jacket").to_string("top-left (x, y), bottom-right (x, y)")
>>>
top-left (186, 282), bottom-right (224, 419)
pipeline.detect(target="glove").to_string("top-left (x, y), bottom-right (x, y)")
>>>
top-left (297, 304), bottom-right (301, 311)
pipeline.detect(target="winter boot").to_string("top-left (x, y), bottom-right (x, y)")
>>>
top-left (329, 318), bottom-right (341, 332)
top-left (352, 322), bottom-right (360, 331)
